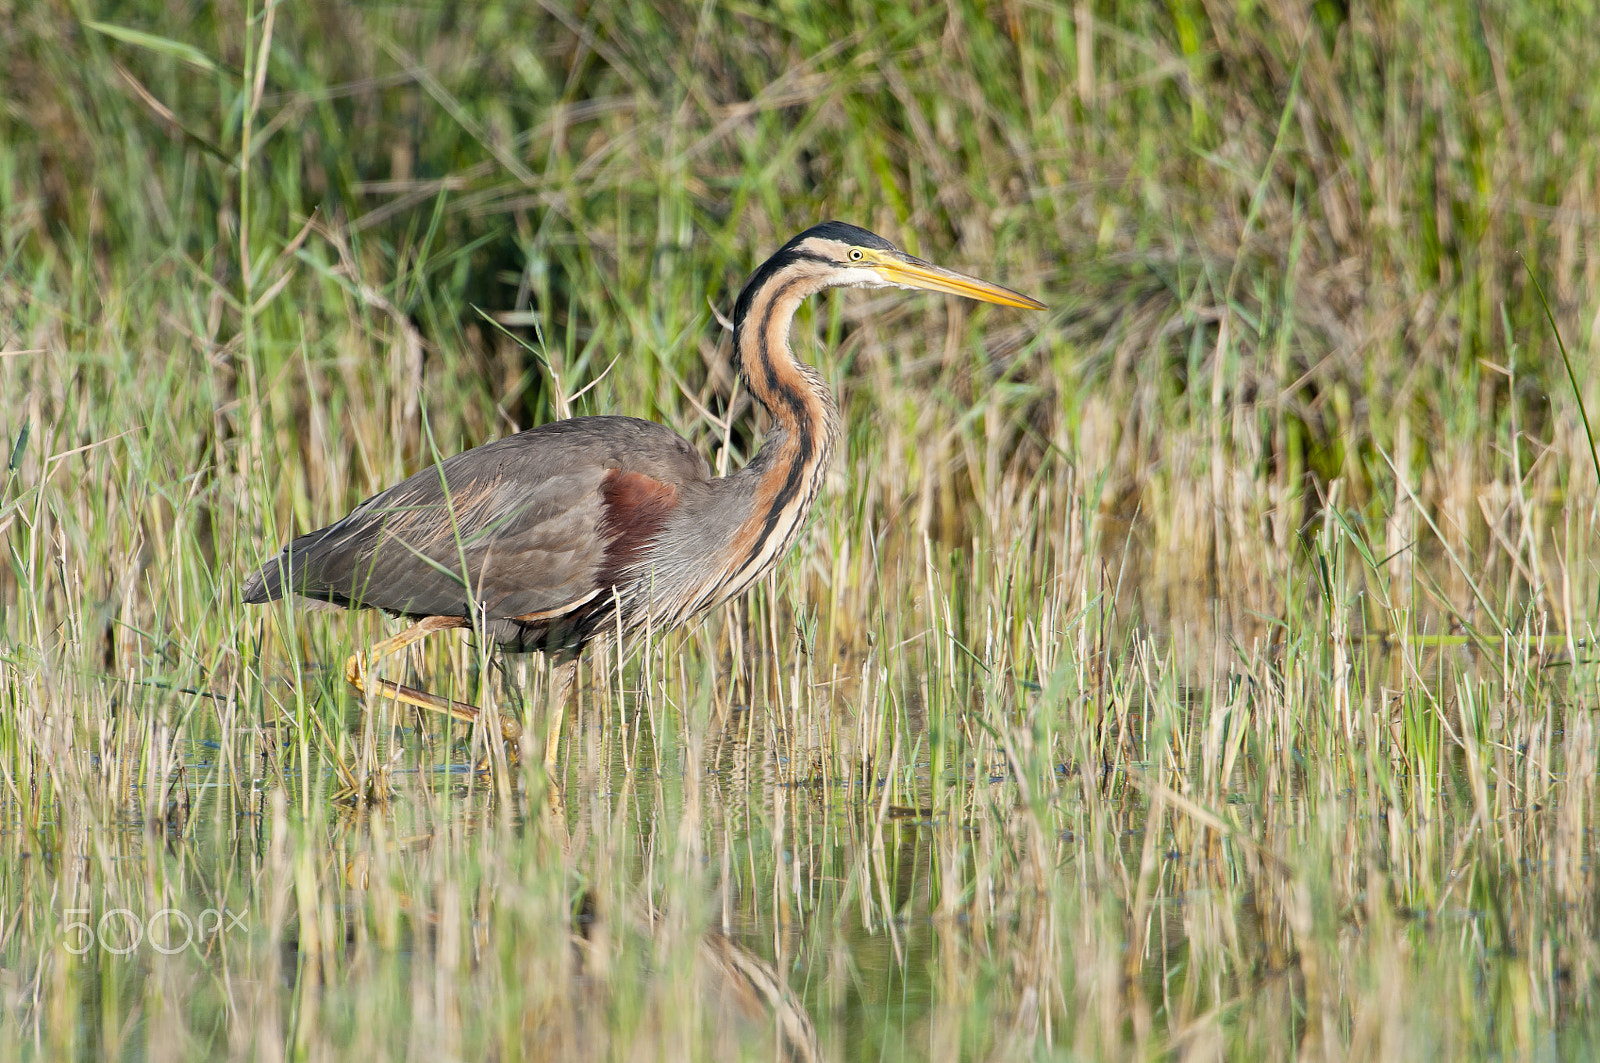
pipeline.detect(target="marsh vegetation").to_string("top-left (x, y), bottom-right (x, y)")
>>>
top-left (1, 0), bottom-right (1597, 1058)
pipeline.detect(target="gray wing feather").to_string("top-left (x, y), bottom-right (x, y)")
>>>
top-left (243, 416), bottom-right (709, 621)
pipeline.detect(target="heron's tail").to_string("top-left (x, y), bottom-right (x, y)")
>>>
top-left (241, 550), bottom-right (291, 604)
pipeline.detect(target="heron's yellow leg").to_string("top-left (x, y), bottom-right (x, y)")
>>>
top-left (344, 616), bottom-right (524, 742)
top-left (543, 659), bottom-right (578, 772)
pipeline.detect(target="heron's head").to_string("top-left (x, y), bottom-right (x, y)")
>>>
top-left (733, 221), bottom-right (1045, 330)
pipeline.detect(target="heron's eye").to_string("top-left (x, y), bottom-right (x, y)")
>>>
top-left (848, 248), bottom-right (864, 262)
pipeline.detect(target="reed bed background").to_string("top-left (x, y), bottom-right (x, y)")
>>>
top-left (1, 0), bottom-right (1597, 1058)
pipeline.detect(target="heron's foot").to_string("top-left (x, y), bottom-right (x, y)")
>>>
top-left (344, 618), bottom-right (524, 742)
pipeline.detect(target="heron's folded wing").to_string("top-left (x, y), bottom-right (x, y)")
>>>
top-left (252, 462), bottom-right (608, 621)
top-left (243, 415), bottom-right (710, 620)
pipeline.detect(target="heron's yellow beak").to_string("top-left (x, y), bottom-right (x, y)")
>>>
top-left (863, 249), bottom-right (1046, 310)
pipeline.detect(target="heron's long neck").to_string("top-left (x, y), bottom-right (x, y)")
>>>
top-left (719, 274), bottom-right (841, 591)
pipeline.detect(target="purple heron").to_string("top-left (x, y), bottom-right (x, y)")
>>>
top-left (243, 221), bottom-right (1045, 766)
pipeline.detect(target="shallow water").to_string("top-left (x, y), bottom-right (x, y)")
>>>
top-left (6, 628), bottom-right (1595, 1059)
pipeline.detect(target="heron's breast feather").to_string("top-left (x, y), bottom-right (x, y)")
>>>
top-left (596, 469), bottom-right (680, 588)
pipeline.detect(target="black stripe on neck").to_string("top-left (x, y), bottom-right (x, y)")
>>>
top-left (732, 249), bottom-right (831, 333)
top-left (753, 273), bottom-right (815, 439)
